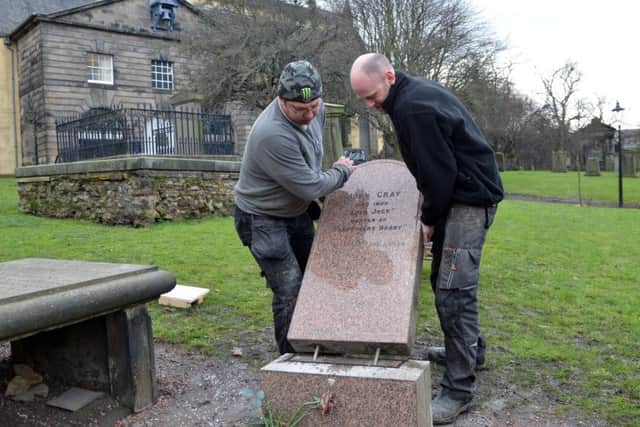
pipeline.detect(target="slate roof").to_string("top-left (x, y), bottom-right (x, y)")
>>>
top-left (0, 0), bottom-right (98, 36)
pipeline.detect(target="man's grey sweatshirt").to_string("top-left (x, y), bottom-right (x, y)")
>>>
top-left (234, 98), bottom-right (351, 218)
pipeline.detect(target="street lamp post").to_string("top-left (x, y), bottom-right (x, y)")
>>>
top-left (612, 101), bottom-right (624, 208)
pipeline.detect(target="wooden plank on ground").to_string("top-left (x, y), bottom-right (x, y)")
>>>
top-left (158, 284), bottom-right (210, 308)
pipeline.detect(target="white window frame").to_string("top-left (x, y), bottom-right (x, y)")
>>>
top-left (151, 60), bottom-right (174, 90)
top-left (87, 53), bottom-right (114, 85)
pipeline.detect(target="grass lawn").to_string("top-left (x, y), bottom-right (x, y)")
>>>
top-left (501, 170), bottom-right (640, 205)
top-left (1, 177), bottom-right (638, 425)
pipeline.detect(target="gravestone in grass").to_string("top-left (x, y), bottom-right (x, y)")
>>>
top-left (622, 152), bottom-right (637, 177)
top-left (605, 154), bottom-right (616, 171)
top-left (495, 151), bottom-right (505, 171)
top-left (552, 150), bottom-right (568, 172)
top-left (585, 157), bottom-right (601, 176)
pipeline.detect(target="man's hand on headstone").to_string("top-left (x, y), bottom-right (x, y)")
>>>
top-left (333, 156), bottom-right (355, 172)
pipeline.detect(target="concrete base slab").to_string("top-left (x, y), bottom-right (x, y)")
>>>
top-left (259, 354), bottom-right (431, 427)
top-left (46, 387), bottom-right (104, 411)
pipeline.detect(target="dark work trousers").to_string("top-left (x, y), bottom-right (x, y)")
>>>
top-left (234, 206), bottom-right (315, 355)
top-left (430, 204), bottom-right (497, 401)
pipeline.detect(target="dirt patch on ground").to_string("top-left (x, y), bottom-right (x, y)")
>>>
top-left (0, 341), bottom-right (261, 427)
top-left (0, 338), bottom-right (604, 426)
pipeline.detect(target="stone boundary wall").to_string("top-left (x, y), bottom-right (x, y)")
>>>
top-left (15, 157), bottom-right (240, 227)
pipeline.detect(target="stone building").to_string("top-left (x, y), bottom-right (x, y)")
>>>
top-left (1, 1), bottom-right (95, 175)
top-left (573, 118), bottom-right (616, 170)
top-left (1, 0), bottom-right (262, 173)
top-left (0, 0), bottom-right (379, 176)
top-left (621, 128), bottom-right (640, 151)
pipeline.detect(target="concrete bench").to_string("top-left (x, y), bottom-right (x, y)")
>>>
top-left (0, 258), bottom-right (176, 412)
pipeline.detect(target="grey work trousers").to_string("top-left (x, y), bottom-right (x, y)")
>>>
top-left (430, 204), bottom-right (497, 400)
top-left (234, 206), bottom-right (314, 355)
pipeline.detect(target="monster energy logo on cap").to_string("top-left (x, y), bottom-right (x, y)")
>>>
top-left (277, 60), bottom-right (323, 103)
top-left (301, 87), bottom-right (312, 102)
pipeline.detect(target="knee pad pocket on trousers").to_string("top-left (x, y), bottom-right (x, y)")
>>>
top-left (436, 291), bottom-right (463, 336)
top-left (260, 255), bottom-right (302, 294)
top-left (436, 291), bottom-right (479, 341)
top-left (438, 247), bottom-right (481, 290)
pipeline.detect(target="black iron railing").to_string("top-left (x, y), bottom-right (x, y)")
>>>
top-left (56, 107), bottom-right (234, 163)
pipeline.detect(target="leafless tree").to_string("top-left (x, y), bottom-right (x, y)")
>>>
top-left (515, 104), bottom-right (556, 170)
top-left (594, 95), bottom-right (608, 121)
top-left (463, 66), bottom-right (562, 170)
top-left (186, 0), bottom-right (363, 110)
top-left (326, 0), bottom-right (505, 158)
top-left (541, 60), bottom-right (585, 151)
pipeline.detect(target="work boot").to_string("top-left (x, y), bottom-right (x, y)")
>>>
top-left (431, 392), bottom-right (472, 425)
top-left (426, 347), bottom-right (487, 370)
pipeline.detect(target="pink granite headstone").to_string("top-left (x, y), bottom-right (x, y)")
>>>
top-left (288, 159), bottom-right (423, 355)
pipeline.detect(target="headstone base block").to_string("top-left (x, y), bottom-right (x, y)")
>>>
top-left (260, 354), bottom-right (431, 426)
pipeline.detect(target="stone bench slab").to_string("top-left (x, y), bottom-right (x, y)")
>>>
top-left (0, 258), bottom-right (176, 342)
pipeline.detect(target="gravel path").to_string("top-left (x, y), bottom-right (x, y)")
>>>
top-left (1, 340), bottom-right (606, 426)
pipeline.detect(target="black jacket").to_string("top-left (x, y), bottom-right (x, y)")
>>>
top-left (382, 71), bottom-right (504, 226)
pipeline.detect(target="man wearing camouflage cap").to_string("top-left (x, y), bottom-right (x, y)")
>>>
top-left (234, 60), bottom-right (354, 354)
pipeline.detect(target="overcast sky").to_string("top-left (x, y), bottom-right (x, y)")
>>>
top-left (470, 0), bottom-right (639, 128)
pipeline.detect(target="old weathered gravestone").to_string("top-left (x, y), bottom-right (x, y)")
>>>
top-left (288, 159), bottom-right (424, 355)
top-left (552, 150), bottom-right (568, 172)
top-left (260, 160), bottom-right (430, 426)
top-left (605, 154), bottom-right (616, 171)
top-left (585, 157), bottom-right (601, 176)
top-left (495, 151), bottom-right (505, 171)
top-left (623, 152), bottom-right (637, 177)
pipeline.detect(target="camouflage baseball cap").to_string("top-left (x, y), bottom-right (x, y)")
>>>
top-left (277, 60), bottom-right (323, 103)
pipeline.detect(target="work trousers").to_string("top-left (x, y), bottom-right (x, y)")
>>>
top-left (430, 204), bottom-right (497, 400)
top-left (234, 206), bottom-right (314, 355)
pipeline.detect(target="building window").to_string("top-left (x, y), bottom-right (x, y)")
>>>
top-left (88, 53), bottom-right (113, 85)
top-left (152, 60), bottom-right (174, 90)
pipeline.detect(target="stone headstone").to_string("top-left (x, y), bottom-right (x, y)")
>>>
top-left (322, 103), bottom-right (346, 169)
top-left (585, 157), bottom-right (600, 176)
top-left (287, 160), bottom-right (423, 355)
top-left (605, 154), bottom-right (616, 171)
top-left (552, 150), bottom-right (568, 172)
top-left (623, 152), bottom-right (637, 177)
top-left (495, 151), bottom-right (505, 171)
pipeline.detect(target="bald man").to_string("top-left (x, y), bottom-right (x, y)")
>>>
top-left (351, 53), bottom-right (504, 425)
